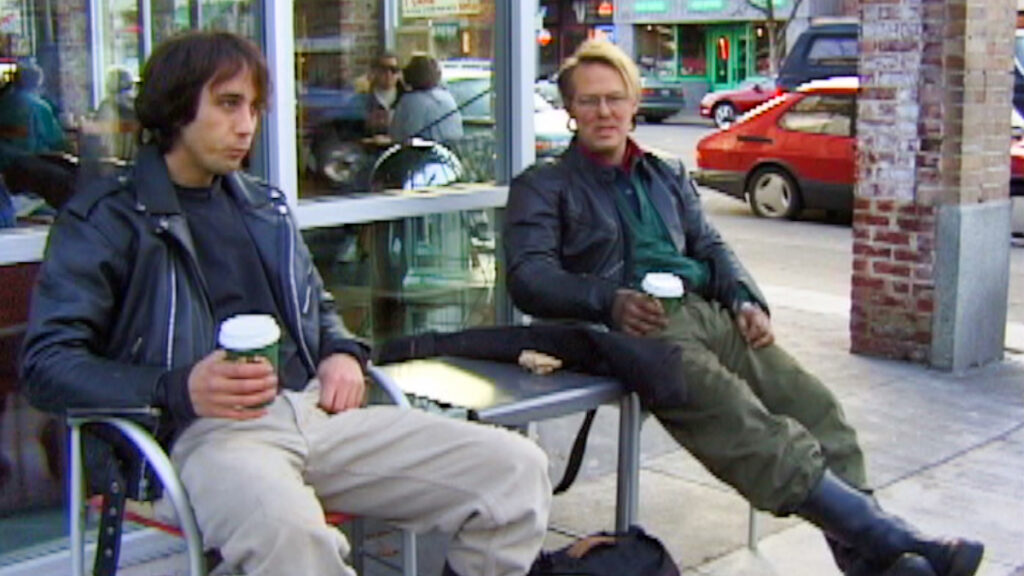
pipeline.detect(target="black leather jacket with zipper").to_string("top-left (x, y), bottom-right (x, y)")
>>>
top-left (20, 145), bottom-right (368, 449)
top-left (504, 141), bottom-right (768, 328)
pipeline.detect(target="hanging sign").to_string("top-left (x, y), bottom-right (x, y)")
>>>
top-left (402, 0), bottom-right (482, 19)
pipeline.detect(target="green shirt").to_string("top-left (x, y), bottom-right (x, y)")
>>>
top-left (612, 172), bottom-right (711, 291)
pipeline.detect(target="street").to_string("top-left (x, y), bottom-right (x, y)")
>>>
top-left (632, 122), bottom-right (1024, 331)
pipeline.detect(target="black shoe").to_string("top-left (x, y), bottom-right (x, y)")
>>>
top-left (799, 471), bottom-right (984, 576)
top-left (885, 554), bottom-right (940, 576)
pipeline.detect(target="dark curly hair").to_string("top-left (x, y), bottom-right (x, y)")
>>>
top-left (135, 31), bottom-right (270, 153)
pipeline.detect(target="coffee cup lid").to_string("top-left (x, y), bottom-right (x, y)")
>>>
top-left (218, 314), bottom-right (281, 350)
top-left (642, 272), bottom-right (684, 298)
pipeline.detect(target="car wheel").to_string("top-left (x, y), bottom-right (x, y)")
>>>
top-left (642, 114), bottom-right (666, 124)
top-left (712, 102), bottom-right (737, 128)
top-left (747, 166), bottom-right (802, 220)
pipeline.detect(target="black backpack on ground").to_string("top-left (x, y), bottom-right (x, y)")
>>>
top-left (528, 525), bottom-right (680, 576)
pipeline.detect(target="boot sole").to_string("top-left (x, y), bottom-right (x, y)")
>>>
top-left (946, 541), bottom-right (984, 576)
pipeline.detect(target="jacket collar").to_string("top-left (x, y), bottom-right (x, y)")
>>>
top-left (130, 145), bottom-right (271, 214)
top-left (567, 137), bottom-right (647, 184)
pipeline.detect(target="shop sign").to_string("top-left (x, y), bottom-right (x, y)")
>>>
top-left (633, 0), bottom-right (668, 13)
top-left (748, 0), bottom-right (789, 9)
top-left (688, 0), bottom-right (725, 11)
top-left (402, 0), bottom-right (482, 19)
top-left (433, 22), bottom-right (460, 40)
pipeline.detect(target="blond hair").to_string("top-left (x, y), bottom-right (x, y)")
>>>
top-left (557, 39), bottom-right (641, 104)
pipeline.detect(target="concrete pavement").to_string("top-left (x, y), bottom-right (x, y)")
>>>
top-left (538, 282), bottom-right (1024, 576)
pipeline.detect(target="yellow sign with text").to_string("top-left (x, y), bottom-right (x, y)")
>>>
top-left (402, 0), bottom-right (482, 19)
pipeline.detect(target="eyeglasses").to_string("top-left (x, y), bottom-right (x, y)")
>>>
top-left (573, 93), bottom-right (633, 112)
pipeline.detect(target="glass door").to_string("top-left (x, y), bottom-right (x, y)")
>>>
top-left (706, 23), bottom-right (754, 91)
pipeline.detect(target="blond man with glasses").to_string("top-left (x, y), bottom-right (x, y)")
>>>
top-left (504, 39), bottom-right (982, 576)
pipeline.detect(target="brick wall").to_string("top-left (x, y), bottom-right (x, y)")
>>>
top-left (851, 199), bottom-right (935, 362)
top-left (853, 0), bottom-right (932, 361)
top-left (853, 0), bottom-right (1015, 364)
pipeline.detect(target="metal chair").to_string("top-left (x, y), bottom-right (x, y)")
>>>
top-left (66, 364), bottom-right (416, 576)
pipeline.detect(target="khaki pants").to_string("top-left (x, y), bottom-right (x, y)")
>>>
top-left (653, 294), bottom-right (867, 514)
top-left (158, 382), bottom-right (552, 576)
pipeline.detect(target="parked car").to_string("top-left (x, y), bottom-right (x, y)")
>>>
top-left (696, 77), bottom-right (1024, 227)
top-left (699, 75), bottom-right (777, 128)
top-left (638, 74), bottom-right (685, 123)
top-left (693, 76), bottom-right (858, 219)
top-left (776, 21), bottom-right (858, 92)
top-left (442, 68), bottom-right (572, 161)
top-left (1010, 125), bottom-right (1024, 236)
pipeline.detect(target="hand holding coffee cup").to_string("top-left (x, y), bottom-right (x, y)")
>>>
top-left (641, 272), bottom-right (685, 316)
top-left (218, 314), bottom-right (281, 408)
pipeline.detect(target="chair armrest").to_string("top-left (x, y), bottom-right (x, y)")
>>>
top-left (367, 363), bottom-right (411, 408)
top-left (66, 414), bottom-right (205, 576)
top-left (67, 406), bottom-right (161, 418)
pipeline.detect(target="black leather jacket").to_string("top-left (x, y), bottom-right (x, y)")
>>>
top-left (20, 145), bottom-right (368, 444)
top-left (504, 141), bottom-right (767, 328)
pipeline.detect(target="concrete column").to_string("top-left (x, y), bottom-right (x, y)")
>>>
top-left (852, 0), bottom-right (1015, 371)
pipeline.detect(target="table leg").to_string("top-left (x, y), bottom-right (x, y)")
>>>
top-left (615, 392), bottom-right (641, 532)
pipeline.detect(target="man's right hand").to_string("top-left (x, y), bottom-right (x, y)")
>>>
top-left (187, 350), bottom-right (278, 420)
top-left (612, 289), bottom-right (669, 337)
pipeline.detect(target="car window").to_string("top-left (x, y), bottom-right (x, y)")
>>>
top-left (445, 77), bottom-right (493, 121)
top-left (779, 94), bottom-right (855, 136)
top-left (806, 36), bottom-right (858, 65)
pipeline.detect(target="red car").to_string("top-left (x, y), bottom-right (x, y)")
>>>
top-left (1011, 138), bottom-right (1024, 197)
top-left (694, 77), bottom-right (858, 219)
top-left (1012, 137), bottom-right (1024, 236)
top-left (699, 76), bottom-right (777, 128)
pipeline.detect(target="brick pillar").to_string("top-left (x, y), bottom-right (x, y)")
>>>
top-left (852, 0), bottom-right (1015, 370)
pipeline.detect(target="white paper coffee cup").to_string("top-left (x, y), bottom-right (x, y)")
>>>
top-left (218, 314), bottom-right (281, 370)
top-left (641, 272), bottom-right (685, 315)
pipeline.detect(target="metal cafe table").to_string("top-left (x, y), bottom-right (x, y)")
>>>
top-left (374, 355), bottom-right (642, 532)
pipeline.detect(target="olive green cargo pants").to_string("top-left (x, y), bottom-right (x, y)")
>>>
top-left (653, 294), bottom-right (867, 515)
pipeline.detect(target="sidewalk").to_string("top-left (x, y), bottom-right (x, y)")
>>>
top-left (540, 283), bottom-right (1024, 576)
top-left (101, 282), bottom-right (1024, 576)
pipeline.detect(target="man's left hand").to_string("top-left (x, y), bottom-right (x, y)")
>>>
top-left (317, 353), bottom-right (366, 413)
top-left (735, 304), bottom-right (775, 349)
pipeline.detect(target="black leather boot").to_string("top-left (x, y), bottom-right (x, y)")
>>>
top-left (827, 536), bottom-right (938, 576)
top-left (887, 554), bottom-right (941, 576)
top-left (799, 471), bottom-right (983, 576)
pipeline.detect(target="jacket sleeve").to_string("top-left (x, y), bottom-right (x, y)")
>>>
top-left (675, 168), bottom-right (769, 313)
top-left (19, 212), bottom-right (169, 414)
top-left (504, 170), bottom-right (620, 326)
top-left (292, 225), bottom-right (370, 368)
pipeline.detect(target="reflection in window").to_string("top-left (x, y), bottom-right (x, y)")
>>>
top-left (779, 95), bottom-right (854, 136)
top-left (677, 25), bottom-right (707, 77)
top-left (304, 209), bottom-right (499, 344)
top-left (295, 2), bottom-right (531, 198)
top-left (636, 24), bottom-right (678, 79)
top-left (806, 37), bottom-right (858, 65)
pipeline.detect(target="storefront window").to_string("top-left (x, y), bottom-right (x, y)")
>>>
top-left (678, 24), bottom-right (707, 77)
top-left (635, 24), bottom-right (677, 79)
top-left (296, 0), bottom-right (507, 198)
top-left (292, 0), bottom-right (510, 347)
